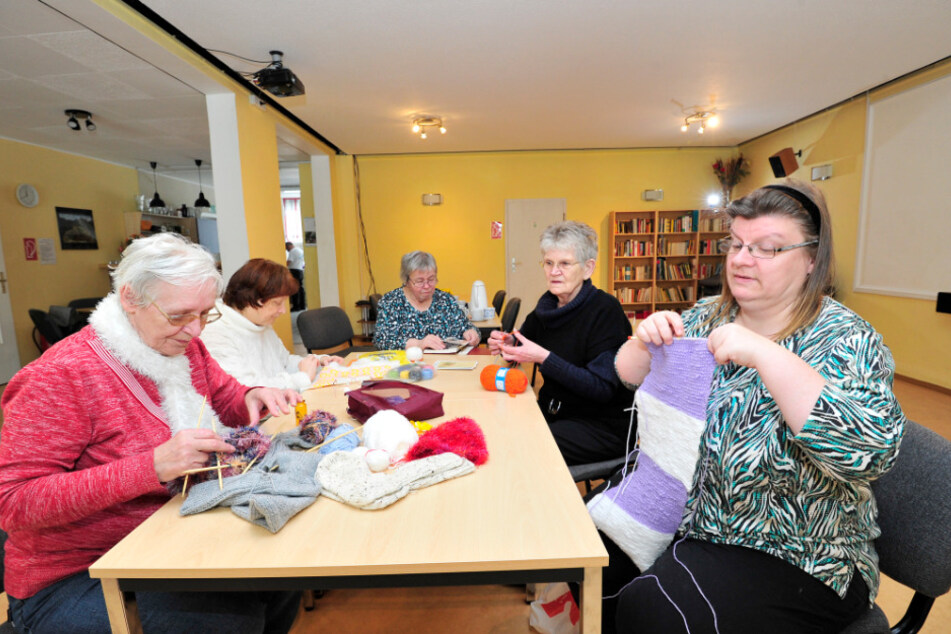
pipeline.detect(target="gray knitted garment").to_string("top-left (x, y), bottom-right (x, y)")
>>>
top-left (180, 442), bottom-right (322, 532)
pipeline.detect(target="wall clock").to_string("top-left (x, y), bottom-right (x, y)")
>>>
top-left (16, 183), bottom-right (39, 208)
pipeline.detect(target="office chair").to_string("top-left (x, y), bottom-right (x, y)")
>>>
top-left (499, 297), bottom-right (521, 333)
top-left (28, 309), bottom-right (67, 353)
top-left (297, 307), bottom-right (376, 357)
top-left (491, 290), bottom-right (506, 317)
top-left (839, 420), bottom-right (951, 633)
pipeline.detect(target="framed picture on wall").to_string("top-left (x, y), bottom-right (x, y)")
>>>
top-left (55, 207), bottom-right (99, 250)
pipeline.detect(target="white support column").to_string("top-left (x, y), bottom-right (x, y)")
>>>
top-left (206, 93), bottom-right (250, 280)
top-left (311, 155), bottom-right (340, 306)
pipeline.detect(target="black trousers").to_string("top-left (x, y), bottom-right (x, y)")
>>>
top-left (289, 268), bottom-right (306, 311)
top-left (548, 416), bottom-right (633, 466)
top-left (605, 536), bottom-right (869, 634)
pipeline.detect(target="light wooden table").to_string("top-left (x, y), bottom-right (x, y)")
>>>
top-left (89, 356), bottom-right (607, 633)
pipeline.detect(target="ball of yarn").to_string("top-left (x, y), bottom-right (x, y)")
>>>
top-left (299, 409), bottom-right (338, 445)
top-left (215, 427), bottom-right (271, 477)
top-left (365, 448), bottom-right (390, 472)
top-left (406, 346), bottom-right (423, 362)
top-left (480, 364), bottom-right (528, 395)
top-left (362, 409), bottom-right (419, 462)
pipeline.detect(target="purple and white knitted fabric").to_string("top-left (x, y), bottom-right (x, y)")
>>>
top-left (587, 338), bottom-right (716, 570)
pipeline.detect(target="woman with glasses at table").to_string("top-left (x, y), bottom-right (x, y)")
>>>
top-left (202, 258), bottom-right (343, 390)
top-left (488, 220), bottom-right (633, 465)
top-left (373, 250), bottom-right (481, 350)
top-left (604, 181), bottom-right (905, 633)
top-left (0, 234), bottom-right (303, 634)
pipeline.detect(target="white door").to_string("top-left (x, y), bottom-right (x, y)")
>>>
top-left (0, 229), bottom-right (22, 383)
top-left (504, 199), bottom-right (566, 327)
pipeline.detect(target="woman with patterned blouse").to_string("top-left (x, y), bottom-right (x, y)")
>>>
top-left (373, 251), bottom-right (480, 350)
top-left (608, 181), bottom-right (905, 633)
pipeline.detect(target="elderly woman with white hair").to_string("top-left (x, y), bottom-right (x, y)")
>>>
top-left (0, 234), bottom-right (302, 633)
top-left (373, 250), bottom-right (480, 350)
top-left (488, 220), bottom-right (633, 464)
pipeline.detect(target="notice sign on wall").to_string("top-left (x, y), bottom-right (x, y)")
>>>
top-left (491, 221), bottom-right (503, 240)
top-left (24, 238), bottom-right (37, 261)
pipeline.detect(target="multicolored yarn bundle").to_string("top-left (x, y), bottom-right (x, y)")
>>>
top-left (215, 427), bottom-right (272, 477)
top-left (405, 417), bottom-right (489, 466)
top-left (299, 409), bottom-right (338, 445)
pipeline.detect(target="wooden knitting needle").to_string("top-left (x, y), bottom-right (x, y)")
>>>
top-left (241, 455), bottom-right (259, 475)
top-left (182, 463), bottom-right (230, 475)
top-left (181, 395), bottom-right (209, 498)
top-left (305, 426), bottom-right (362, 453)
top-left (206, 402), bottom-right (225, 490)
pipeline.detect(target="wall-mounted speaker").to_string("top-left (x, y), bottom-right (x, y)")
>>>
top-left (769, 148), bottom-right (800, 178)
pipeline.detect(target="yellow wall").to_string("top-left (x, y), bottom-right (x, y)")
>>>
top-left (350, 148), bottom-right (731, 307)
top-left (738, 61), bottom-right (951, 389)
top-left (0, 139), bottom-right (135, 365)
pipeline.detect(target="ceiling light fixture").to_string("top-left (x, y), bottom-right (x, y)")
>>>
top-left (193, 159), bottom-right (211, 208)
top-left (412, 116), bottom-right (446, 139)
top-left (148, 161), bottom-right (166, 210)
top-left (65, 109), bottom-right (95, 131)
top-left (680, 110), bottom-right (719, 134)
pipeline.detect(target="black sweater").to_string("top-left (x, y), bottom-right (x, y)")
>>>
top-left (519, 280), bottom-right (633, 432)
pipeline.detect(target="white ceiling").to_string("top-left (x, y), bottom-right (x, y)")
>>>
top-left (2, 0), bottom-right (950, 183)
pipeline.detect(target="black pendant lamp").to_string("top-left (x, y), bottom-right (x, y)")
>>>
top-left (148, 161), bottom-right (166, 209)
top-left (193, 159), bottom-right (211, 208)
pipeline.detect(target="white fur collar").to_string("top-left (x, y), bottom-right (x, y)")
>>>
top-left (89, 293), bottom-right (223, 434)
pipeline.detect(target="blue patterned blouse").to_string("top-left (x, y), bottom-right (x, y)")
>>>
top-left (373, 287), bottom-right (475, 350)
top-left (679, 296), bottom-right (905, 603)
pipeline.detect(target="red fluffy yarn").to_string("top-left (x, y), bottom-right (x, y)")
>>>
top-left (405, 417), bottom-right (488, 466)
top-left (214, 427), bottom-right (271, 477)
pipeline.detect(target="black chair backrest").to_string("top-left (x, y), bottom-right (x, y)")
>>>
top-left (492, 290), bottom-right (506, 317)
top-left (500, 297), bottom-right (521, 332)
top-left (297, 306), bottom-right (355, 352)
top-left (872, 420), bottom-right (951, 598)
top-left (67, 297), bottom-right (103, 310)
top-left (29, 309), bottom-right (66, 352)
top-left (368, 293), bottom-right (382, 322)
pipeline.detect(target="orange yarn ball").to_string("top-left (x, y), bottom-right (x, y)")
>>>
top-left (480, 364), bottom-right (528, 395)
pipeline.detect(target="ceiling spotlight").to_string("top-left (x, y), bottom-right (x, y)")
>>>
top-left (148, 161), bottom-right (166, 210)
top-left (680, 110), bottom-right (719, 134)
top-left (65, 109), bottom-right (94, 131)
top-left (412, 116), bottom-right (446, 139)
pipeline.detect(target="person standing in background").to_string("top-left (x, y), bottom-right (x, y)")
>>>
top-left (285, 241), bottom-right (306, 311)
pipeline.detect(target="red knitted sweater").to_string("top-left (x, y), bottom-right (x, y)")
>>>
top-left (0, 327), bottom-right (251, 599)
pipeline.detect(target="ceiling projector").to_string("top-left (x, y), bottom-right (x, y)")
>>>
top-left (254, 50), bottom-right (305, 97)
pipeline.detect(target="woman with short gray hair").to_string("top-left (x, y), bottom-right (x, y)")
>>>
top-left (488, 220), bottom-right (633, 464)
top-left (374, 250), bottom-right (479, 350)
top-left (0, 233), bottom-right (303, 633)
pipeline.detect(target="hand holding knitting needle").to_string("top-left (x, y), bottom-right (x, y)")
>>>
top-left (497, 330), bottom-right (550, 366)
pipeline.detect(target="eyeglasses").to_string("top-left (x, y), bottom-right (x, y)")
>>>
top-left (541, 260), bottom-right (581, 272)
top-left (718, 238), bottom-right (818, 260)
top-left (408, 277), bottom-right (438, 288)
top-left (150, 300), bottom-right (222, 327)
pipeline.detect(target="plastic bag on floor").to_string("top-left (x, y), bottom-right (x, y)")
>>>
top-left (529, 582), bottom-right (580, 634)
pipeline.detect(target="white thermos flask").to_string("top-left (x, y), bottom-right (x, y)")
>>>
top-left (470, 280), bottom-right (488, 320)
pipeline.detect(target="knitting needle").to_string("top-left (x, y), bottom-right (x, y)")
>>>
top-left (182, 463), bottom-right (230, 475)
top-left (241, 455), bottom-right (259, 475)
top-left (182, 395), bottom-right (209, 498)
top-left (207, 403), bottom-right (224, 490)
top-left (305, 426), bottom-right (362, 453)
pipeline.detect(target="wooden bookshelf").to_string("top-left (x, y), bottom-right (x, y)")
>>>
top-left (609, 209), bottom-right (728, 319)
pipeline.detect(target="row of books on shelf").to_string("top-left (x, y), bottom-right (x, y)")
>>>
top-left (657, 237), bottom-right (695, 255)
top-left (698, 239), bottom-right (727, 255)
top-left (658, 211), bottom-right (697, 233)
top-left (615, 218), bottom-right (654, 234)
top-left (698, 215), bottom-right (727, 232)
top-left (615, 239), bottom-right (654, 256)
top-left (615, 264), bottom-right (652, 281)
top-left (614, 285), bottom-right (697, 304)
top-left (656, 260), bottom-right (693, 280)
top-left (697, 262), bottom-right (723, 279)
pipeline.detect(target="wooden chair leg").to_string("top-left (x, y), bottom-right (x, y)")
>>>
top-left (302, 589), bottom-right (315, 611)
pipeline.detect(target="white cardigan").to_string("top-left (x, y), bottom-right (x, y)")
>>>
top-left (200, 300), bottom-right (314, 391)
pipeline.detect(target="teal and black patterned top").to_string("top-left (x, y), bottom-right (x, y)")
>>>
top-left (679, 296), bottom-right (905, 603)
top-left (373, 288), bottom-right (475, 350)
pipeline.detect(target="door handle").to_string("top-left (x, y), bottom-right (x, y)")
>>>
top-left (510, 258), bottom-right (521, 272)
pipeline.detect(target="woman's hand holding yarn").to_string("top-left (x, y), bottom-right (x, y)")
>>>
top-left (635, 310), bottom-right (684, 346)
